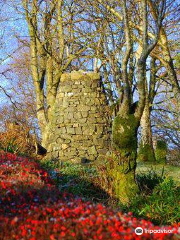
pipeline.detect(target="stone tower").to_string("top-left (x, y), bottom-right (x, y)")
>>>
top-left (45, 71), bottom-right (111, 163)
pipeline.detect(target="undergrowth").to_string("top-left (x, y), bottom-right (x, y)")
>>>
top-left (40, 159), bottom-right (109, 202)
top-left (41, 159), bottom-right (180, 225)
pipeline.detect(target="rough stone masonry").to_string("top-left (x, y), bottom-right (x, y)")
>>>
top-left (45, 71), bottom-right (111, 163)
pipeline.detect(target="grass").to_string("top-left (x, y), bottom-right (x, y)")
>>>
top-left (136, 162), bottom-right (180, 185)
top-left (120, 176), bottom-right (180, 225)
top-left (40, 160), bottom-right (110, 203)
top-left (40, 158), bottom-right (180, 225)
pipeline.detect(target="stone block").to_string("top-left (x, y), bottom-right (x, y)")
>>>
top-left (62, 99), bottom-right (69, 108)
top-left (77, 105), bottom-right (90, 112)
top-left (74, 81), bottom-right (80, 85)
top-left (58, 123), bottom-right (65, 127)
top-left (56, 138), bottom-right (63, 144)
top-left (83, 125), bottom-right (95, 135)
top-left (79, 118), bottom-right (87, 124)
top-left (81, 111), bottom-right (88, 118)
top-left (75, 127), bottom-right (82, 135)
top-left (63, 85), bottom-right (72, 92)
top-left (77, 150), bottom-right (87, 155)
top-left (74, 112), bottom-right (82, 119)
top-left (53, 146), bottom-right (61, 151)
top-left (88, 155), bottom-right (96, 160)
top-left (83, 87), bottom-right (91, 93)
top-left (73, 135), bottom-right (84, 141)
top-left (50, 151), bottom-right (59, 159)
top-left (67, 112), bottom-right (74, 120)
top-left (61, 134), bottom-right (73, 140)
top-left (85, 81), bottom-right (92, 87)
top-left (72, 88), bottom-right (82, 93)
top-left (68, 106), bottom-right (78, 112)
top-left (96, 126), bottom-right (104, 134)
top-left (62, 144), bottom-right (69, 150)
top-left (88, 146), bottom-right (97, 155)
top-left (70, 71), bottom-right (84, 80)
top-left (60, 127), bottom-right (67, 133)
top-left (66, 127), bottom-right (75, 134)
top-left (70, 158), bottom-right (81, 163)
top-left (57, 116), bottom-right (64, 123)
top-left (82, 141), bottom-right (93, 147)
top-left (93, 137), bottom-right (104, 146)
top-left (59, 151), bottom-right (65, 157)
top-left (66, 149), bottom-right (77, 157)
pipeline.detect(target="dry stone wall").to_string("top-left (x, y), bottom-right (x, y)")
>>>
top-left (45, 71), bottom-right (111, 163)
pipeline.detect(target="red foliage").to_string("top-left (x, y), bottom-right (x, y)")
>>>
top-left (0, 151), bottom-right (179, 240)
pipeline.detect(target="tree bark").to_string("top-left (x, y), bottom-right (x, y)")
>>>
top-left (139, 100), bottom-right (156, 162)
top-left (109, 0), bottom-right (163, 203)
top-left (139, 58), bottom-right (156, 162)
top-left (111, 111), bottom-right (139, 204)
top-left (109, 0), bottom-right (140, 204)
top-left (23, 0), bottom-right (47, 136)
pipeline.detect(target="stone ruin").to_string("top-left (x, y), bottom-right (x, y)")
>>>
top-left (45, 71), bottom-right (111, 163)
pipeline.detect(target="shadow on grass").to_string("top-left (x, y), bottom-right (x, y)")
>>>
top-left (39, 159), bottom-right (111, 204)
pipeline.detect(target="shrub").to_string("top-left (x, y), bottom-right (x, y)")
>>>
top-left (139, 177), bottom-right (180, 225)
top-left (0, 122), bottom-right (35, 156)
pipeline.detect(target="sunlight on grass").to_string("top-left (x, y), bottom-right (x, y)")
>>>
top-left (136, 162), bottom-right (180, 185)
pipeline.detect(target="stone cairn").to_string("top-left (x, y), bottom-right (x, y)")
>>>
top-left (45, 71), bottom-right (111, 163)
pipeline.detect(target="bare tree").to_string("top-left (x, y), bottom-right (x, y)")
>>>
top-left (93, 0), bottom-right (166, 203)
top-left (21, 0), bottom-right (96, 146)
top-left (139, 0), bottom-right (180, 162)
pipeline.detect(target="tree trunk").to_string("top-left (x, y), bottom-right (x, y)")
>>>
top-left (111, 113), bottom-right (139, 204)
top-left (138, 57), bottom-right (156, 162)
top-left (41, 125), bottom-right (50, 149)
top-left (139, 101), bottom-right (156, 162)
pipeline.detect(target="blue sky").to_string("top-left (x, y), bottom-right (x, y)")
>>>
top-left (0, 1), bottom-right (28, 106)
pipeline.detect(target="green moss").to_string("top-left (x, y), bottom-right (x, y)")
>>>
top-left (108, 114), bottom-right (140, 204)
top-left (102, 155), bottom-right (139, 204)
top-left (138, 143), bottom-right (156, 162)
top-left (155, 140), bottom-right (167, 164)
top-left (114, 171), bottom-right (139, 204)
top-left (112, 114), bottom-right (139, 153)
top-left (112, 114), bottom-right (139, 174)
